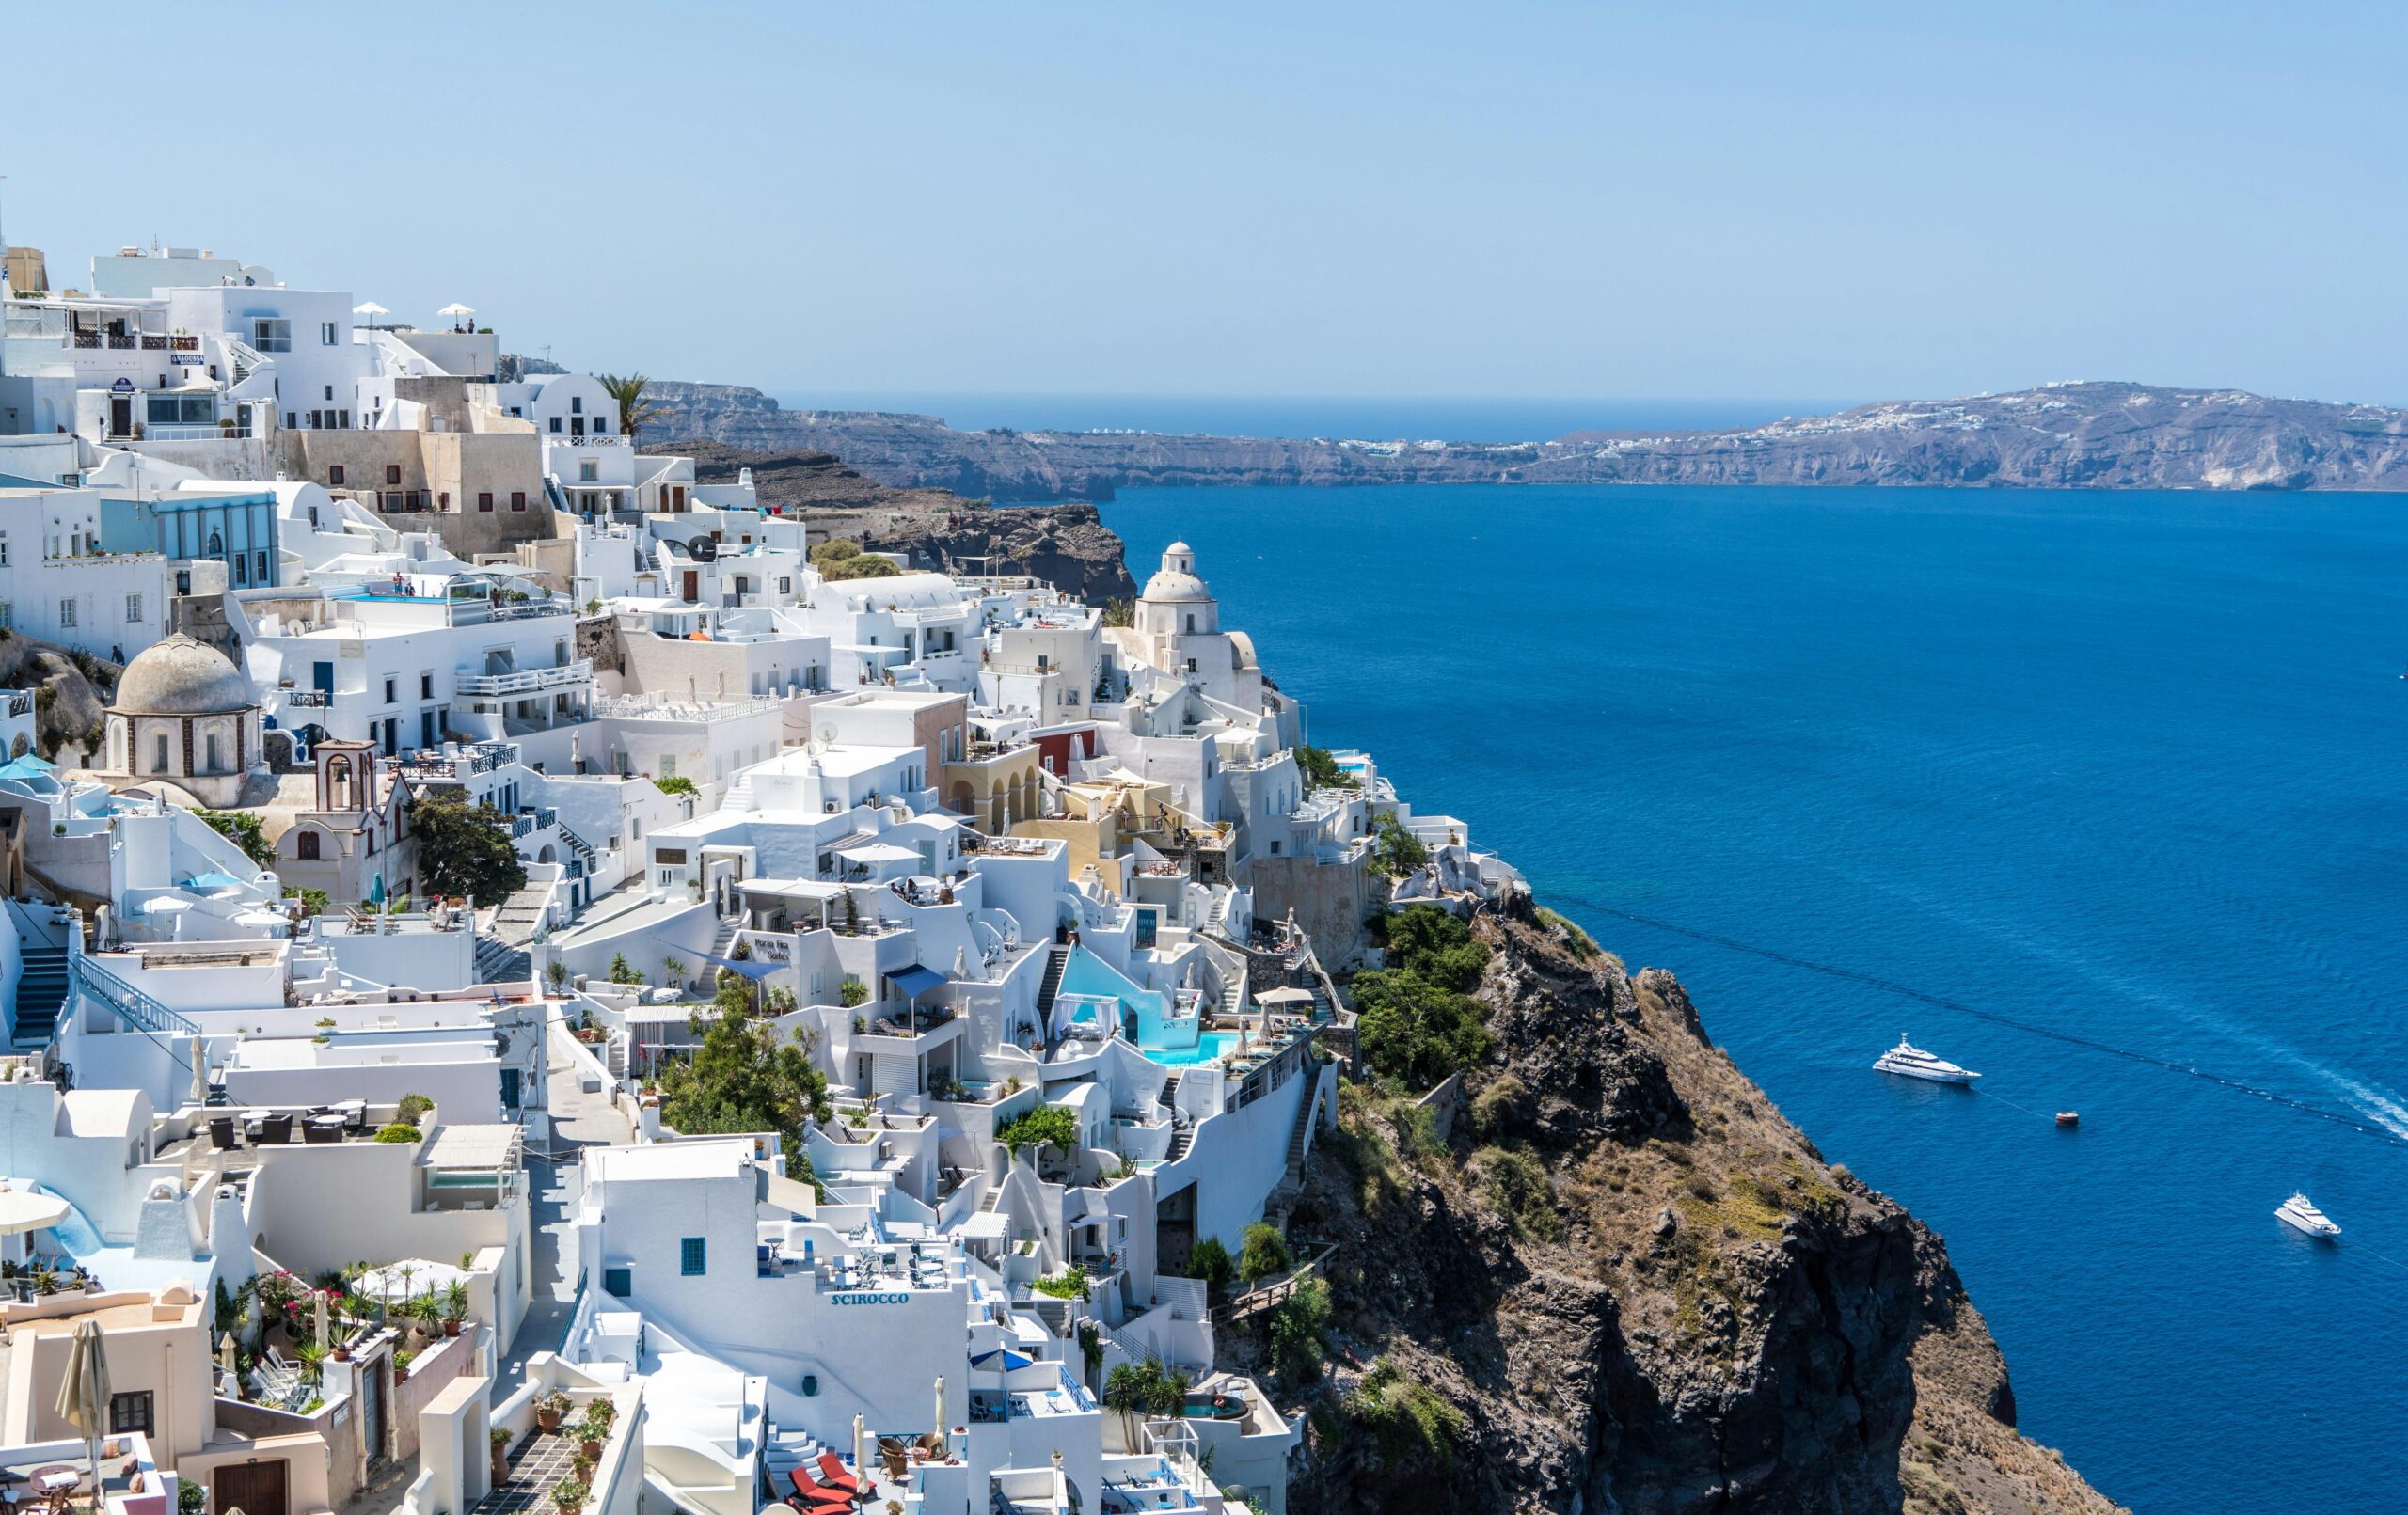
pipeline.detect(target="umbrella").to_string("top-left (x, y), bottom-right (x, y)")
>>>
top-left (188, 1035), bottom-right (207, 1104)
top-left (55, 1318), bottom-right (108, 1491)
top-left (0, 1188), bottom-right (69, 1238)
top-left (852, 1413), bottom-right (867, 1491)
top-left (436, 303), bottom-right (476, 319)
top-left (934, 1376), bottom-right (944, 1436)
top-left (218, 1332), bottom-right (237, 1384)
top-left (314, 1288), bottom-right (330, 1354)
top-left (352, 301), bottom-right (388, 318)
top-left (182, 871), bottom-right (246, 893)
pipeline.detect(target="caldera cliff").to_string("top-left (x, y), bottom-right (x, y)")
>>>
top-left (1274, 903), bottom-right (2117, 1515)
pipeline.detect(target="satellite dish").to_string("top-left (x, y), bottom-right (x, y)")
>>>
top-left (817, 725), bottom-right (837, 745)
top-left (689, 536), bottom-right (719, 562)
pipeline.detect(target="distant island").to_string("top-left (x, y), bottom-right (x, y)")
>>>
top-left (631, 379), bottom-right (2408, 502)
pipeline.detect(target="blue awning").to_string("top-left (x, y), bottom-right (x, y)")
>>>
top-left (970, 1349), bottom-right (1033, 1371)
top-left (889, 963), bottom-right (946, 1000)
top-left (184, 871), bottom-right (246, 892)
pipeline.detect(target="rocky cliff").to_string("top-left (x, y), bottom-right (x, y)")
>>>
top-left (1273, 907), bottom-right (2118, 1515)
top-left (652, 439), bottom-right (1136, 603)
top-left (641, 379), bottom-right (2408, 500)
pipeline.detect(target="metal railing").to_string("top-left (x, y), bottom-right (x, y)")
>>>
top-left (75, 956), bottom-right (202, 1038)
top-left (454, 658), bottom-right (592, 697)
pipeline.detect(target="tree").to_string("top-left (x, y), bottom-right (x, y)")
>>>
top-left (596, 373), bottom-right (666, 444)
top-left (1236, 1223), bottom-right (1290, 1287)
top-left (995, 1103), bottom-right (1078, 1159)
top-left (410, 790), bottom-right (527, 902)
top-left (1268, 1276), bottom-right (1332, 1383)
top-left (1353, 968), bottom-right (1490, 1087)
top-left (1100, 597), bottom-right (1135, 628)
top-left (1383, 906), bottom-right (1490, 992)
top-left (1294, 746), bottom-right (1357, 792)
top-left (1185, 1236), bottom-right (1233, 1298)
top-left (821, 553), bottom-right (899, 582)
top-left (652, 775), bottom-right (697, 798)
top-left (197, 809), bottom-right (275, 867)
top-left (1370, 813), bottom-right (1429, 878)
top-left (657, 971), bottom-right (832, 1157)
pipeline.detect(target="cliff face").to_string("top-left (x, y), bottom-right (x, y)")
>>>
top-left (640, 379), bottom-right (2408, 500)
top-left (1280, 908), bottom-right (2118, 1515)
top-left (651, 439), bottom-right (1136, 604)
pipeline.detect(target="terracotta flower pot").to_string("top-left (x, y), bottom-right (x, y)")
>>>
top-left (578, 1439), bottom-right (602, 1461)
top-left (332, 1347), bottom-right (351, 1363)
top-left (491, 1450), bottom-right (510, 1484)
top-left (443, 1319), bottom-right (461, 1337)
top-left (536, 1410), bottom-right (562, 1434)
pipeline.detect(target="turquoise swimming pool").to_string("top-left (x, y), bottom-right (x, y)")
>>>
top-left (1144, 1031), bottom-right (1237, 1067)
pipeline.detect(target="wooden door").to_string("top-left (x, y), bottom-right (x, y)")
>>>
top-left (214, 1458), bottom-right (288, 1515)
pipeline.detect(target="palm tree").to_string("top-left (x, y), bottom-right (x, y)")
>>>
top-left (597, 372), bottom-right (667, 444)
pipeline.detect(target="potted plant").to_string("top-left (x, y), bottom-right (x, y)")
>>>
top-left (392, 1348), bottom-right (415, 1383)
top-left (535, 1391), bottom-right (573, 1434)
top-left (441, 1281), bottom-right (469, 1337)
top-left (550, 1478), bottom-right (587, 1515)
top-left (490, 1427), bottom-right (512, 1483)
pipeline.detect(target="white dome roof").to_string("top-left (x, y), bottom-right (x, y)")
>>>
top-left (113, 635), bottom-right (254, 715)
top-left (1141, 541), bottom-right (1210, 602)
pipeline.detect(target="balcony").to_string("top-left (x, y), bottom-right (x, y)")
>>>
top-left (282, 689), bottom-right (333, 708)
top-left (454, 658), bottom-right (593, 697)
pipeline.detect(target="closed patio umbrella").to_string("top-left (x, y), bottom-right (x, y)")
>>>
top-left (219, 1332), bottom-right (237, 1383)
top-left (314, 1288), bottom-right (330, 1355)
top-left (934, 1376), bottom-right (944, 1437)
top-left (852, 1413), bottom-right (867, 1491)
top-left (188, 1035), bottom-right (208, 1104)
top-left (55, 1318), bottom-right (108, 1498)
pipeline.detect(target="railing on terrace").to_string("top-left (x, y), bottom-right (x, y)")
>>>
top-left (593, 693), bottom-right (780, 722)
top-left (455, 658), bottom-right (593, 697)
top-left (280, 689), bottom-right (333, 708)
top-left (75, 955), bottom-right (202, 1038)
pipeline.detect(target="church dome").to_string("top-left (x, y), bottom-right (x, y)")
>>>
top-left (1141, 541), bottom-right (1211, 602)
top-left (113, 635), bottom-right (254, 716)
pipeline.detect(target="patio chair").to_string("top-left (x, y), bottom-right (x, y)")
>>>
top-left (257, 1113), bottom-right (293, 1144)
top-left (812, 1454), bottom-right (862, 1495)
top-left (208, 1115), bottom-right (238, 1150)
top-left (784, 1470), bottom-right (853, 1511)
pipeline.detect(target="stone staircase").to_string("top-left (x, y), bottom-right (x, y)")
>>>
top-left (1165, 1120), bottom-right (1196, 1163)
top-left (721, 772), bottom-right (757, 813)
top-left (474, 936), bottom-right (531, 985)
top-left (492, 884), bottom-right (551, 945)
top-left (1156, 1070), bottom-right (1181, 1115)
top-left (9, 945), bottom-right (68, 1049)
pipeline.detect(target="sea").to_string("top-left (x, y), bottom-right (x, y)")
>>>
top-left (1087, 481), bottom-right (2408, 1514)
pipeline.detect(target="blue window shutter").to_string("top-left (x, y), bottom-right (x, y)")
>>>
top-left (681, 1238), bottom-right (706, 1276)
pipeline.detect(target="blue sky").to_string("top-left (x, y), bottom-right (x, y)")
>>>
top-left (6, 2), bottom-right (2402, 407)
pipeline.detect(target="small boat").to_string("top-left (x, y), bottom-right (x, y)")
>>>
top-left (2055, 1112), bottom-right (2080, 1128)
top-left (2275, 1192), bottom-right (2340, 1239)
top-left (1872, 1035), bottom-right (1980, 1085)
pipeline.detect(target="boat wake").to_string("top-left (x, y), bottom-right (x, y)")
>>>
top-left (1575, 898), bottom-right (2408, 1152)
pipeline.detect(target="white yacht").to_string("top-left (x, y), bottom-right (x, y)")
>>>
top-left (1872, 1035), bottom-right (1981, 1084)
top-left (2275, 1192), bottom-right (2340, 1239)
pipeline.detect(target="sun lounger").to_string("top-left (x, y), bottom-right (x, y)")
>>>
top-left (813, 1455), bottom-right (862, 1494)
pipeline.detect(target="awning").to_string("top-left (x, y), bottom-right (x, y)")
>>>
top-left (969, 1348), bottom-right (1033, 1371)
top-left (837, 843), bottom-right (919, 865)
top-left (889, 963), bottom-right (945, 1000)
top-left (1255, 986), bottom-right (1316, 1006)
top-left (958, 1212), bottom-right (1008, 1241)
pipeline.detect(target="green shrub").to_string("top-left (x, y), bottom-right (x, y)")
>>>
top-left (1473, 1145), bottom-right (1561, 1240)
top-left (1267, 1276), bottom-right (1331, 1383)
top-left (1535, 907), bottom-right (1599, 959)
top-left (373, 1124), bottom-right (421, 1144)
top-left (396, 1093), bottom-right (434, 1126)
top-left (821, 553), bottom-right (900, 581)
top-left (653, 775), bottom-right (698, 797)
top-left (1236, 1222), bottom-right (1290, 1286)
top-left (1031, 1267), bottom-right (1092, 1302)
top-left (1384, 906), bottom-right (1490, 990)
top-left (1465, 1074), bottom-right (1524, 1141)
top-left (1354, 969), bottom-right (1490, 1088)
top-left (1370, 813), bottom-right (1428, 877)
top-left (1185, 1236), bottom-right (1233, 1296)
top-left (996, 1104), bottom-right (1079, 1157)
top-left (1346, 1358), bottom-right (1465, 1468)
top-left (1294, 745), bottom-right (1357, 791)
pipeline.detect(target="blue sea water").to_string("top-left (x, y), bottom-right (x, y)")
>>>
top-left (1095, 483), bottom-right (2408, 1514)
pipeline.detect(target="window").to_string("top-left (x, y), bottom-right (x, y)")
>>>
top-left (328, 465), bottom-right (346, 487)
top-left (478, 492), bottom-right (494, 513)
top-left (285, 412), bottom-right (296, 431)
top-left (107, 1392), bottom-right (153, 1436)
top-left (571, 397), bottom-right (584, 416)
top-left (324, 385), bottom-right (335, 402)
top-left (386, 465), bottom-right (402, 485)
top-left (421, 672), bottom-right (434, 699)
top-left (549, 417), bottom-right (562, 434)
top-left (510, 491), bottom-right (527, 512)
top-left (204, 733), bottom-right (222, 772)
top-left (339, 409), bottom-right (351, 428)
top-left (297, 830), bottom-right (319, 860)
top-left (153, 734), bottom-right (168, 772)
top-left (251, 318), bottom-right (291, 353)
top-left (58, 599), bottom-right (74, 628)
top-left (125, 593), bottom-right (141, 623)
top-left (680, 1237), bottom-right (706, 1275)
top-left (659, 755), bottom-right (676, 780)
top-left (384, 677), bottom-right (397, 703)
top-left (0, 602), bottom-right (12, 632)
top-left (578, 461), bottom-right (597, 482)
top-left (321, 321), bottom-right (339, 346)
top-left (256, 549), bottom-right (270, 581)
top-left (604, 1267), bottom-right (631, 1298)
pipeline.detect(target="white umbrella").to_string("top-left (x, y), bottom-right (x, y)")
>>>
top-left (852, 1413), bottom-right (867, 1489)
top-left (55, 1318), bottom-right (108, 1491)
top-left (188, 1035), bottom-right (207, 1104)
top-left (0, 1189), bottom-right (70, 1238)
top-left (436, 303), bottom-right (476, 319)
top-left (218, 1332), bottom-right (237, 1386)
top-left (314, 1288), bottom-right (330, 1355)
top-left (934, 1376), bottom-right (944, 1436)
top-left (352, 301), bottom-right (388, 318)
